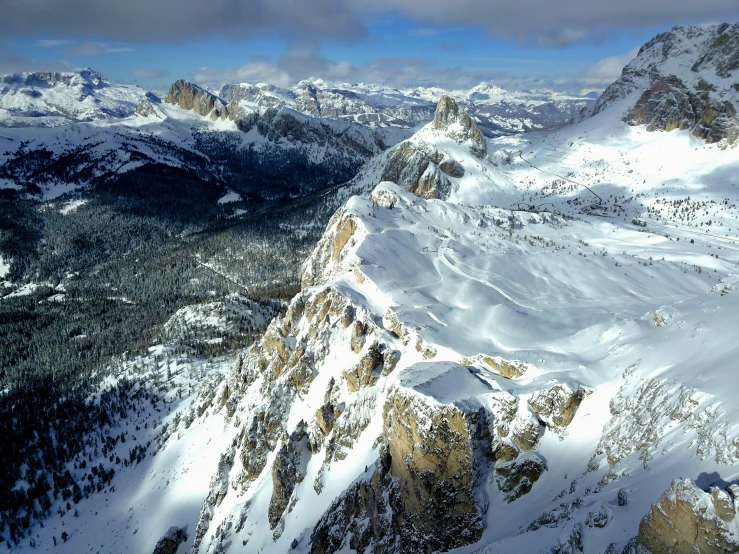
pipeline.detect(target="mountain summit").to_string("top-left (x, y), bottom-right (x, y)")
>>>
top-left (432, 95), bottom-right (487, 158)
top-left (594, 23), bottom-right (739, 143)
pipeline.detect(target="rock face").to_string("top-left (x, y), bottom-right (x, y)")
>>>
top-left (378, 96), bottom-right (487, 199)
top-left (269, 425), bottom-right (309, 531)
top-left (637, 478), bottom-right (739, 553)
top-left (528, 384), bottom-right (586, 430)
top-left (594, 23), bottom-right (739, 144)
top-left (165, 79), bottom-right (229, 120)
top-left (381, 141), bottom-right (452, 200)
top-left (135, 92), bottom-right (162, 118)
top-left (382, 388), bottom-right (483, 551)
top-left (433, 95), bottom-right (487, 158)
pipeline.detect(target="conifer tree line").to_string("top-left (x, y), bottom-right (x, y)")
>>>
top-left (0, 156), bottom-right (352, 546)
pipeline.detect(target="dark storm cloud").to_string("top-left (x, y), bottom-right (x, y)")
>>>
top-left (0, 0), bottom-right (364, 42)
top-left (3, 0), bottom-right (738, 45)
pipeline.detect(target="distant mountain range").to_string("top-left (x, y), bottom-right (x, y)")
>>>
top-left (0, 69), bottom-right (595, 135)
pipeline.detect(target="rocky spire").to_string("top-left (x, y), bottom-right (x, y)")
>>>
top-left (432, 95), bottom-right (487, 158)
top-left (165, 79), bottom-right (229, 120)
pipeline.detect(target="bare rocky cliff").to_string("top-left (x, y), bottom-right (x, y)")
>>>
top-left (593, 23), bottom-right (739, 144)
top-left (379, 95), bottom-right (482, 200)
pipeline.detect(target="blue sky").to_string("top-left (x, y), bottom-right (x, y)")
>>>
top-left (2, 2), bottom-right (738, 93)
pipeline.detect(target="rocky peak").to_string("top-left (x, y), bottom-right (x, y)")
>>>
top-left (432, 95), bottom-right (487, 157)
top-left (593, 23), bottom-right (739, 144)
top-left (1, 68), bottom-right (108, 89)
top-left (637, 478), bottom-right (739, 553)
top-left (135, 92), bottom-right (162, 118)
top-left (165, 79), bottom-right (229, 120)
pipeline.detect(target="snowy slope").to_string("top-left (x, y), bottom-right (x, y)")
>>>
top-left (135, 88), bottom-right (738, 553)
top-left (0, 69), bottom-right (146, 127)
top-left (220, 78), bottom-right (594, 136)
top-left (8, 24), bottom-right (739, 554)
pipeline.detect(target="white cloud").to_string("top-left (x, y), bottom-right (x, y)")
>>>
top-left (35, 39), bottom-right (75, 47)
top-left (580, 48), bottom-right (640, 80)
top-left (194, 61), bottom-right (292, 88)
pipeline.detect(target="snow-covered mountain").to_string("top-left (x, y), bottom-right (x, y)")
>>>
top-left (5, 22), bottom-right (739, 554)
top-left (0, 69), bottom-right (593, 136)
top-left (0, 69), bottom-right (146, 127)
top-left (0, 79), bottom-right (410, 203)
top-left (220, 78), bottom-right (595, 136)
top-left (593, 23), bottom-right (739, 143)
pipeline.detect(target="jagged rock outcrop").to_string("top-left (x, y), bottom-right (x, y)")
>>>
top-left (310, 385), bottom-right (484, 554)
top-left (152, 527), bottom-right (185, 554)
top-left (310, 452), bottom-right (400, 554)
top-left (637, 478), bottom-right (739, 553)
top-left (380, 141), bottom-right (457, 200)
top-left (269, 424), bottom-right (309, 531)
top-left (382, 387), bottom-right (483, 551)
top-left (528, 384), bottom-right (587, 431)
top-left (594, 23), bottom-right (739, 144)
top-left (461, 354), bottom-right (528, 379)
top-left (433, 95), bottom-right (487, 158)
top-left (378, 96), bottom-right (486, 199)
top-left (495, 454), bottom-right (546, 502)
top-left (135, 92), bottom-right (162, 118)
top-left (165, 79), bottom-right (229, 120)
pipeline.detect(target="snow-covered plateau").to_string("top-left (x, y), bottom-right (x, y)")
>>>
top-left (4, 21), bottom-right (739, 554)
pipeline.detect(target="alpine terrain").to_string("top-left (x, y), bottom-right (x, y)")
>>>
top-left (1, 22), bottom-right (739, 554)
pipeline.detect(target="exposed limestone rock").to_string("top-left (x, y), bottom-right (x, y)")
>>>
top-left (325, 389), bottom-right (376, 463)
top-left (627, 76), bottom-right (695, 132)
top-left (269, 424), bottom-right (309, 530)
top-left (461, 354), bottom-right (528, 379)
top-left (239, 408), bottom-right (282, 484)
top-left (438, 156), bottom-right (465, 178)
top-left (152, 527), bottom-right (185, 554)
top-left (350, 320), bottom-right (366, 354)
top-left (300, 207), bottom-right (349, 290)
top-left (381, 349), bottom-right (398, 376)
top-left (510, 414), bottom-right (542, 451)
top-left (332, 217), bottom-right (356, 261)
top-left (135, 93), bottom-right (161, 118)
top-left (585, 504), bottom-right (612, 529)
top-left (371, 184), bottom-right (401, 208)
top-left (712, 487), bottom-right (736, 522)
top-left (344, 342), bottom-right (383, 392)
top-left (432, 95), bottom-right (487, 158)
top-left (626, 75), bottom-right (739, 143)
top-left (316, 404), bottom-right (338, 435)
top-left (310, 453), bottom-right (399, 554)
top-left (528, 384), bottom-right (587, 430)
top-left (415, 163), bottom-right (452, 199)
top-left (165, 79), bottom-right (228, 120)
top-left (691, 23), bottom-right (739, 79)
top-left (382, 309), bottom-right (404, 339)
top-left (192, 447), bottom-right (236, 551)
top-left (495, 453), bottom-right (547, 502)
top-left (596, 24), bottom-right (739, 143)
top-left (382, 388), bottom-right (483, 551)
top-left (227, 101), bottom-right (258, 132)
top-left (637, 478), bottom-right (739, 553)
top-left (492, 442), bottom-right (519, 463)
top-left (381, 141), bottom-right (432, 198)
